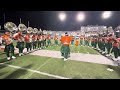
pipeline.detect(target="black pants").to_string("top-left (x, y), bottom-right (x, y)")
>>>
top-left (4, 43), bottom-right (15, 57)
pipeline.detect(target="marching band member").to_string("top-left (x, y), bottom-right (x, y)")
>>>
top-left (2, 32), bottom-right (16, 60)
top-left (111, 38), bottom-right (119, 61)
top-left (91, 36), bottom-right (94, 48)
top-left (84, 37), bottom-right (89, 46)
top-left (32, 34), bottom-right (37, 51)
top-left (88, 36), bottom-right (91, 47)
top-left (24, 33), bottom-right (32, 53)
top-left (106, 34), bottom-right (113, 56)
top-left (101, 35), bottom-right (106, 54)
top-left (75, 35), bottom-right (79, 46)
top-left (41, 33), bottom-right (46, 48)
top-left (13, 31), bottom-right (24, 56)
top-left (94, 36), bottom-right (98, 49)
top-left (98, 36), bottom-right (102, 52)
top-left (54, 34), bottom-right (58, 46)
top-left (116, 36), bottom-right (120, 60)
top-left (71, 35), bottom-right (74, 45)
top-left (37, 33), bottom-right (42, 49)
top-left (60, 32), bottom-right (72, 61)
top-left (80, 35), bottom-right (84, 46)
top-left (46, 34), bottom-right (51, 47)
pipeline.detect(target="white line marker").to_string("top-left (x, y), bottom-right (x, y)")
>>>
top-left (0, 63), bottom-right (70, 79)
top-left (25, 59), bottom-right (51, 79)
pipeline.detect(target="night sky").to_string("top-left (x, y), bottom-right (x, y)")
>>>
top-left (0, 11), bottom-right (120, 31)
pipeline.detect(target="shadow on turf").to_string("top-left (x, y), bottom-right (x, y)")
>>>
top-left (3, 64), bottom-right (33, 79)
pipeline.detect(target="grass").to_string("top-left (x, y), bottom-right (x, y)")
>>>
top-left (0, 54), bottom-right (120, 79)
top-left (43, 39), bottom-right (99, 55)
top-left (45, 45), bottom-right (99, 55)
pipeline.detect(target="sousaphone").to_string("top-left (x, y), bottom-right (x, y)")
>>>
top-left (18, 23), bottom-right (27, 32)
top-left (27, 27), bottom-right (33, 33)
top-left (4, 22), bottom-right (18, 32)
top-left (33, 28), bottom-right (38, 34)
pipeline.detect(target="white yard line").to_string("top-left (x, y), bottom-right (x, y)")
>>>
top-left (24, 59), bottom-right (51, 79)
top-left (0, 62), bottom-right (70, 79)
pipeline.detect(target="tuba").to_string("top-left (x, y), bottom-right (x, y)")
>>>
top-left (27, 27), bottom-right (33, 34)
top-left (18, 24), bottom-right (27, 42)
top-left (33, 28), bottom-right (38, 34)
top-left (27, 27), bottom-right (33, 42)
top-left (18, 23), bottom-right (27, 32)
top-left (4, 22), bottom-right (18, 44)
top-left (4, 22), bottom-right (18, 32)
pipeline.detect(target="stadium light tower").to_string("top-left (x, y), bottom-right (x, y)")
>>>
top-left (58, 12), bottom-right (67, 22)
top-left (102, 11), bottom-right (112, 19)
top-left (76, 12), bottom-right (85, 22)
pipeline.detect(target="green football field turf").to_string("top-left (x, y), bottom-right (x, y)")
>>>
top-left (0, 53), bottom-right (120, 79)
top-left (12, 39), bottom-right (99, 55)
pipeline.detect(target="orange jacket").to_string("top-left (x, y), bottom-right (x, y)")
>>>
top-left (2, 35), bottom-right (12, 45)
top-left (24, 35), bottom-right (30, 42)
top-left (46, 35), bottom-right (51, 40)
top-left (61, 36), bottom-right (72, 46)
top-left (54, 36), bottom-right (58, 40)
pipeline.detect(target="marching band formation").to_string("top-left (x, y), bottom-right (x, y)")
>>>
top-left (0, 22), bottom-right (120, 62)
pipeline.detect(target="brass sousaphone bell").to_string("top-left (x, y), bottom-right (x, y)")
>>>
top-left (33, 28), bottom-right (38, 34)
top-left (27, 27), bottom-right (33, 34)
top-left (18, 23), bottom-right (27, 32)
top-left (4, 22), bottom-right (18, 32)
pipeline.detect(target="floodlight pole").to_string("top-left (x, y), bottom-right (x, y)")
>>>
top-left (3, 13), bottom-right (6, 30)
top-left (20, 18), bottom-right (22, 24)
top-left (28, 21), bottom-right (29, 27)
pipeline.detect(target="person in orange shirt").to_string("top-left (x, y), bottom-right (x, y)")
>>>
top-left (41, 33), bottom-right (46, 48)
top-left (75, 36), bottom-right (79, 46)
top-left (54, 34), bottom-right (58, 46)
top-left (24, 33), bottom-right (32, 53)
top-left (60, 32), bottom-right (72, 61)
top-left (37, 33), bottom-right (42, 49)
top-left (2, 32), bottom-right (16, 60)
top-left (32, 34), bottom-right (37, 51)
top-left (111, 38), bottom-right (119, 61)
top-left (13, 31), bottom-right (24, 56)
top-left (46, 34), bottom-right (51, 47)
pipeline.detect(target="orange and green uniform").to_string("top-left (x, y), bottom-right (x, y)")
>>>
top-left (54, 35), bottom-right (58, 45)
top-left (91, 37), bottom-right (94, 47)
top-left (37, 35), bottom-right (42, 49)
top-left (2, 34), bottom-right (15, 57)
top-left (14, 33), bottom-right (24, 54)
top-left (75, 36), bottom-right (79, 46)
top-left (46, 35), bottom-right (51, 46)
top-left (98, 37), bottom-right (102, 50)
top-left (80, 36), bottom-right (84, 45)
top-left (106, 36), bottom-right (113, 54)
top-left (111, 40), bottom-right (119, 58)
top-left (60, 36), bottom-right (72, 59)
top-left (42, 35), bottom-right (46, 48)
top-left (24, 34), bottom-right (32, 52)
top-left (32, 35), bottom-right (37, 50)
top-left (84, 37), bottom-right (89, 46)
